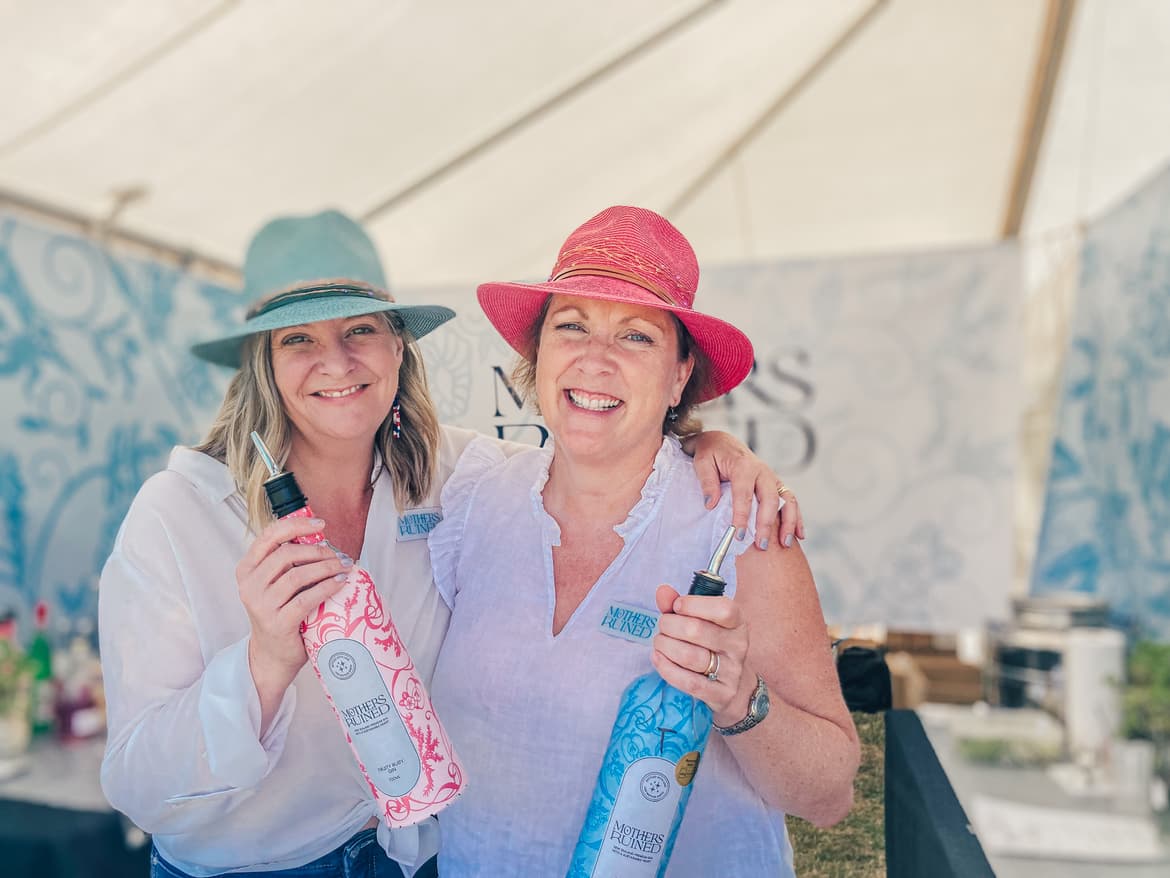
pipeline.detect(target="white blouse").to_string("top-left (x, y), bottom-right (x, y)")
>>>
top-left (428, 435), bottom-right (795, 877)
top-left (98, 425), bottom-right (479, 876)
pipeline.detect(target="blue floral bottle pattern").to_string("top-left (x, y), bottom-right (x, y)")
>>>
top-left (568, 526), bottom-right (736, 877)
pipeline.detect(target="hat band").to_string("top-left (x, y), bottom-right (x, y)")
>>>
top-left (247, 282), bottom-right (390, 319)
top-left (549, 265), bottom-right (679, 307)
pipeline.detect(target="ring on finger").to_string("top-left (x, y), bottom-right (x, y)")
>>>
top-left (777, 483), bottom-right (793, 498)
top-left (704, 649), bottom-right (721, 682)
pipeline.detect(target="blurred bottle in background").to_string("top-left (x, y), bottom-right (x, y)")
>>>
top-left (28, 601), bottom-right (54, 735)
top-left (0, 608), bottom-right (17, 642)
top-left (0, 626), bottom-right (33, 764)
top-left (53, 616), bottom-right (105, 741)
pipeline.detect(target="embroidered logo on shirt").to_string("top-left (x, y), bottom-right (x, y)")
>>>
top-left (599, 602), bottom-right (659, 643)
top-left (397, 507), bottom-right (443, 541)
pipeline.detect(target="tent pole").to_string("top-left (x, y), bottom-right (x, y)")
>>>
top-left (665, 0), bottom-right (888, 218)
top-left (359, 0), bottom-right (723, 224)
top-left (0, 187), bottom-right (239, 281)
top-left (1000, 0), bottom-right (1078, 238)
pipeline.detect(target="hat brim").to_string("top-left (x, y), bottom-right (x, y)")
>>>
top-left (191, 288), bottom-right (456, 368)
top-left (476, 275), bottom-right (754, 403)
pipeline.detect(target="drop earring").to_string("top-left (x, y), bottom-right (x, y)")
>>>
top-left (391, 396), bottom-right (402, 439)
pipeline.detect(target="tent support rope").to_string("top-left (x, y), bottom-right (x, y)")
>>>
top-left (0, 0), bottom-right (241, 158)
top-left (665, 0), bottom-right (889, 219)
top-left (359, 0), bottom-right (724, 224)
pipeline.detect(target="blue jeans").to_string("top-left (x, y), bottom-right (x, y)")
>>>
top-left (149, 829), bottom-right (438, 878)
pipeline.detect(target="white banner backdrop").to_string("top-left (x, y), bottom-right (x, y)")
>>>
top-left (1, 207), bottom-right (1020, 635)
top-left (414, 244), bottom-right (1022, 632)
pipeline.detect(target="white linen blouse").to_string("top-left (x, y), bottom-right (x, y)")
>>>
top-left (98, 425), bottom-right (479, 876)
top-left (428, 435), bottom-right (795, 877)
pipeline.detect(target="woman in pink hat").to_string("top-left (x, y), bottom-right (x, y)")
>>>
top-left (429, 206), bottom-right (859, 876)
top-left (98, 209), bottom-right (804, 878)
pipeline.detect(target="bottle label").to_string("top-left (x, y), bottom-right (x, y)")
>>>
top-left (316, 638), bottom-right (421, 797)
top-left (591, 756), bottom-right (682, 876)
top-left (32, 679), bottom-right (55, 726)
top-left (675, 751), bottom-right (701, 786)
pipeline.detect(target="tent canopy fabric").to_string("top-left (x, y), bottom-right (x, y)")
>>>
top-left (2, 0), bottom-right (1168, 285)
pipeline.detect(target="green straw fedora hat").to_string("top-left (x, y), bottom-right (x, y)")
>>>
top-left (191, 209), bottom-right (455, 368)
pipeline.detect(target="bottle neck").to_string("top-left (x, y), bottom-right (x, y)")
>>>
top-left (282, 504), bottom-right (325, 545)
top-left (688, 570), bottom-right (726, 597)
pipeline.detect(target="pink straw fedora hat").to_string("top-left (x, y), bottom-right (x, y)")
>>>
top-left (476, 205), bottom-right (754, 403)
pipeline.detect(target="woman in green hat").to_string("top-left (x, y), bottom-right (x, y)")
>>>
top-left (97, 209), bottom-right (803, 878)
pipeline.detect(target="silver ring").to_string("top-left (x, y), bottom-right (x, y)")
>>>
top-left (705, 650), bottom-right (721, 682)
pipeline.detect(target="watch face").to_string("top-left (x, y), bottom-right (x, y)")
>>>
top-left (716, 675), bottom-right (770, 735)
top-left (751, 677), bottom-right (770, 719)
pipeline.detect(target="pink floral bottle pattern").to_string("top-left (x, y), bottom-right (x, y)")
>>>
top-left (252, 432), bottom-right (464, 828)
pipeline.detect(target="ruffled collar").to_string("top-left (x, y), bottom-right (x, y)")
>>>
top-left (529, 435), bottom-right (685, 546)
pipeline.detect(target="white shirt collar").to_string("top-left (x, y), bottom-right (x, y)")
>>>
top-left (166, 445), bottom-right (386, 507)
top-left (167, 446), bottom-right (237, 504)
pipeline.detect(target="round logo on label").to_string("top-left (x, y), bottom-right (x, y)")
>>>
top-left (328, 651), bottom-right (357, 680)
top-left (675, 751), bottom-right (701, 787)
top-left (640, 770), bottom-right (671, 802)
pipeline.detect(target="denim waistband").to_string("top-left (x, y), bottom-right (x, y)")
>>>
top-left (151, 828), bottom-right (386, 878)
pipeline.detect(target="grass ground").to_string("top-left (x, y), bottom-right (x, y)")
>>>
top-left (786, 712), bottom-right (885, 878)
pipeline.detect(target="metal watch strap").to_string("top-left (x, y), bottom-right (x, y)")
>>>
top-left (714, 673), bottom-right (769, 736)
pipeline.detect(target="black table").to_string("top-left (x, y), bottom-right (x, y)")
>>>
top-left (0, 738), bottom-right (148, 878)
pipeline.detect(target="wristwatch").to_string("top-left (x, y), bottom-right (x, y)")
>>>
top-left (714, 673), bottom-right (770, 736)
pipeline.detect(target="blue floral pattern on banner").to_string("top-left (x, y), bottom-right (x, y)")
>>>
top-left (1031, 167), bottom-right (1170, 640)
top-left (0, 210), bottom-right (237, 635)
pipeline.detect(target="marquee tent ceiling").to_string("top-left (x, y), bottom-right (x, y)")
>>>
top-left (2, 0), bottom-right (1169, 286)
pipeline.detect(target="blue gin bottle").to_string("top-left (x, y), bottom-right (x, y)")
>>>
top-left (568, 526), bottom-right (737, 878)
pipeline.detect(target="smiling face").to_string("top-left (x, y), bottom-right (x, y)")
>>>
top-left (270, 314), bottom-right (404, 454)
top-left (535, 294), bottom-right (694, 465)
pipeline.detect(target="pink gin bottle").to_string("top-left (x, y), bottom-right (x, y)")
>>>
top-left (251, 432), bottom-right (465, 828)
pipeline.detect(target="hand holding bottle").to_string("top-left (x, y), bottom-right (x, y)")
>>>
top-left (237, 515), bottom-right (350, 717)
top-left (650, 584), bottom-right (752, 725)
top-left (245, 432), bottom-right (465, 828)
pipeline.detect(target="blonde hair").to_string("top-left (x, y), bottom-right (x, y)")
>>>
top-left (193, 312), bottom-right (440, 533)
top-left (510, 297), bottom-right (710, 442)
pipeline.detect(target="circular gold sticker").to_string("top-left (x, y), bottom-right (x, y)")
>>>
top-left (675, 751), bottom-right (701, 786)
